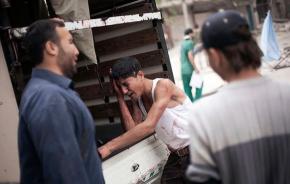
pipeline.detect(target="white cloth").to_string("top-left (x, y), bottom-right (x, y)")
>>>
top-left (260, 10), bottom-right (280, 61)
top-left (50, 0), bottom-right (97, 63)
top-left (190, 72), bottom-right (203, 88)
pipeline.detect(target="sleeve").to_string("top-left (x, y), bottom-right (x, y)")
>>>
top-left (186, 108), bottom-right (221, 183)
top-left (186, 41), bottom-right (194, 54)
top-left (192, 44), bottom-right (205, 56)
top-left (27, 94), bottom-right (90, 184)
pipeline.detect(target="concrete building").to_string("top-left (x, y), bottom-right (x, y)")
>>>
top-left (158, 0), bottom-right (290, 30)
top-left (256, 0), bottom-right (290, 21)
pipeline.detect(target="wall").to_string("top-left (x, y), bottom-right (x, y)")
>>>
top-left (0, 42), bottom-right (20, 182)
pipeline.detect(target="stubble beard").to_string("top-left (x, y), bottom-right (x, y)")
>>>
top-left (57, 46), bottom-right (77, 78)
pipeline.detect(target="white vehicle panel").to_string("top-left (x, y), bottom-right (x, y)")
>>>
top-left (103, 135), bottom-right (169, 184)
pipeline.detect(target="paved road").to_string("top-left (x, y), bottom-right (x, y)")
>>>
top-left (168, 31), bottom-right (290, 97)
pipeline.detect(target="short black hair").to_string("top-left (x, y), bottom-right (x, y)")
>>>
top-left (184, 28), bottom-right (193, 35)
top-left (22, 19), bottom-right (65, 66)
top-left (111, 57), bottom-right (141, 79)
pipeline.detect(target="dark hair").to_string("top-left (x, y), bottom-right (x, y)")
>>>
top-left (22, 19), bottom-right (65, 66)
top-left (219, 25), bottom-right (262, 73)
top-left (111, 57), bottom-right (141, 79)
top-left (184, 28), bottom-right (193, 35)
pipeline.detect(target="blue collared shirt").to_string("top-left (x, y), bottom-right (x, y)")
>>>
top-left (18, 68), bottom-right (105, 184)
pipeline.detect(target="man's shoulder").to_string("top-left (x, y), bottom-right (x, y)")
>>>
top-left (186, 94), bottom-right (226, 134)
top-left (271, 79), bottom-right (290, 90)
top-left (189, 93), bottom-right (224, 114)
top-left (151, 78), bottom-right (176, 101)
top-left (270, 80), bottom-right (290, 100)
top-left (28, 78), bottom-right (64, 93)
top-left (154, 78), bottom-right (175, 91)
top-left (22, 78), bottom-right (68, 106)
top-left (183, 39), bottom-right (193, 47)
top-left (156, 78), bottom-right (172, 85)
top-left (20, 81), bottom-right (66, 119)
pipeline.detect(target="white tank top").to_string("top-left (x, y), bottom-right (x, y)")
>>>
top-left (138, 78), bottom-right (192, 150)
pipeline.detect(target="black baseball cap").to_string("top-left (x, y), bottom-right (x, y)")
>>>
top-left (201, 10), bottom-right (250, 49)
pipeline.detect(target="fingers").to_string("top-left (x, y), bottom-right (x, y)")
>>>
top-left (98, 147), bottom-right (105, 159)
top-left (51, 17), bottom-right (64, 23)
top-left (109, 68), bottom-right (124, 98)
top-left (98, 146), bottom-right (111, 159)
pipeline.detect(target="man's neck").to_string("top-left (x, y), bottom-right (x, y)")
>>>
top-left (140, 79), bottom-right (154, 108)
top-left (36, 62), bottom-right (64, 77)
top-left (184, 35), bottom-right (192, 40)
top-left (226, 69), bottom-right (261, 82)
top-left (142, 78), bottom-right (153, 97)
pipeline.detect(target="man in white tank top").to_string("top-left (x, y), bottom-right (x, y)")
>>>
top-left (99, 57), bottom-right (194, 183)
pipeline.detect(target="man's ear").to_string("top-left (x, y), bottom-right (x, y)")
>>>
top-left (208, 48), bottom-right (224, 68)
top-left (44, 41), bottom-right (58, 56)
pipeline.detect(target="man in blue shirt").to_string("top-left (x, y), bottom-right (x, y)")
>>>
top-left (18, 19), bottom-right (105, 184)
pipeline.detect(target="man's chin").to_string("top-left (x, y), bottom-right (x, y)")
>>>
top-left (73, 66), bottom-right (77, 74)
top-left (64, 68), bottom-right (77, 78)
top-left (65, 73), bottom-right (73, 78)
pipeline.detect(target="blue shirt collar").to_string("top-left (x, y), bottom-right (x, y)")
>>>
top-left (31, 68), bottom-right (73, 89)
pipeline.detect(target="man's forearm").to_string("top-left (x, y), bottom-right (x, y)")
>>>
top-left (105, 122), bottom-right (155, 153)
top-left (118, 98), bottom-right (137, 130)
top-left (188, 52), bottom-right (199, 72)
top-left (131, 101), bottom-right (142, 123)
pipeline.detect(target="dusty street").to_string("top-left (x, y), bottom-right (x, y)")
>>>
top-left (168, 29), bottom-right (290, 96)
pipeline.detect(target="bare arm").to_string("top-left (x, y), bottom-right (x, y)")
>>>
top-left (112, 79), bottom-right (139, 130)
top-left (131, 100), bottom-right (143, 124)
top-left (188, 51), bottom-right (200, 74)
top-left (117, 97), bottom-right (138, 130)
top-left (99, 79), bottom-right (173, 158)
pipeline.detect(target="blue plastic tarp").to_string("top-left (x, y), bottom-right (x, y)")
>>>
top-left (260, 10), bottom-right (280, 61)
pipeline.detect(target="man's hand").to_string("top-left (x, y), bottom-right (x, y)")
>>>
top-left (51, 17), bottom-right (64, 22)
top-left (188, 51), bottom-right (200, 74)
top-left (98, 145), bottom-right (112, 159)
top-left (110, 69), bottom-right (124, 99)
top-left (112, 79), bottom-right (124, 99)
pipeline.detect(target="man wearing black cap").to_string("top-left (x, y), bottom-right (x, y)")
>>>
top-left (186, 10), bottom-right (290, 184)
